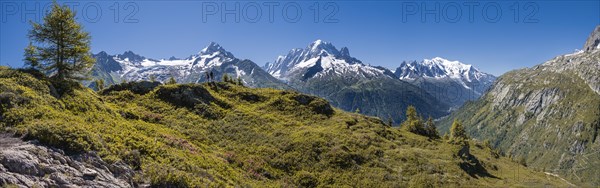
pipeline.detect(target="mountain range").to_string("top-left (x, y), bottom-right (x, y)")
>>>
top-left (90, 42), bottom-right (289, 90)
top-left (0, 65), bottom-right (571, 187)
top-left (395, 58), bottom-right (496, 108)
top-left (264, 40), bottom-right (496, 123)
top-left (439, 25), bottom-right (600, 186)
top-left (90, 40), bottom-right (496, 124)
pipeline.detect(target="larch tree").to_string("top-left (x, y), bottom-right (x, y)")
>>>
top-left (425, 117), bottom-right (439, 138)
top-left (25, 1), bottom-right (95, 82)
top-left (450, 119), bottom-right (468, 141)
top-left (402, 106), bottom-right (425, 135)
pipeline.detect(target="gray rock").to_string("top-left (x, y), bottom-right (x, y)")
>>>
top-left (82, 168), bottom-right (98, 180)
top-left (50, 172), bottom-right (69, 184)
top-left (583, 25), bottom-right (600, 52)
top-left (0, 134), bottom-right (133, 187)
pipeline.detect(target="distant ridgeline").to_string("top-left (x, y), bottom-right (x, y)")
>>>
top-left (0, 66), bottom-right (572, 187)
top-left (440, 25), bottom-right (600, 186)
top-left (90, 41), bottom-right (496, 125)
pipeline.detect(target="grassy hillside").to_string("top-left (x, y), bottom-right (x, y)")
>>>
top-left (438, 51), bottom-right (600, 186)
top-left (0, 66), bottom-right (570, 187)
top-left (291, 76), bottom-right (450, 125)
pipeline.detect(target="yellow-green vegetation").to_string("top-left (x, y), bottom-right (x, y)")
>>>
top-left (0, 67), bottom-right (571, 187)
top-left (439, 53), bottom-right (600, 186)
top-left (401, 106), bottom-right (439, 138)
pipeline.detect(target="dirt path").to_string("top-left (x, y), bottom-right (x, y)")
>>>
top-left (544, 172), bottom-right (577, 187)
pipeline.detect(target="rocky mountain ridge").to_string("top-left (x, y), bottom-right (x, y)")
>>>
top-left (89, 43), bottom-right (289, 90)
top-left (394, 57), bottom-right (496, 107)
top-left (439, 25), bottom-right (600, 186)
top-left (264, 40), bottom-right (450, 124)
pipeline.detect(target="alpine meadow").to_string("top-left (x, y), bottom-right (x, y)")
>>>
top-left (1, 1), bottom-right (599, 187)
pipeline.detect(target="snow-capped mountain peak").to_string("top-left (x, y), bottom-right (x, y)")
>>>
top-left (199, 42), bottom-right (234, 58)
top-left (96, 43), bottom-right (240, 81)
top-left (394, 57), bottom-right (496, 106)
top-left (308, 39), bottom-right (339, 56)
top-left (91, 43), bottom-right (288, 89)
top-left (116, 51), bottom-right (146, 63)
top-left (397, 57), bottom-right (487, 81)
top-left (264, 40), bottom-right (395, 80)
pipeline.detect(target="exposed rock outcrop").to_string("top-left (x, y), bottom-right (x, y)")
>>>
top-left (440, 25), bottom-right (600, 186)
top-left (584, 25), bottom-right (600, 52)
top-left (0, 134), bottom-right (133, 187)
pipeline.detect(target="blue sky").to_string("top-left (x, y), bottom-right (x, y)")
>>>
top-left (1, 0), bottom-right (599, 76)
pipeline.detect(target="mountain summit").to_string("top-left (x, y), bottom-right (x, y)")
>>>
top-left (584, 25), bottom-right (600, 52)
top-left (264, 40), bottom-right (393, 80)
top-left (89, 42), bottom-right (288, 89)
top-left (394, 57), bottom-right (496, 107)
top-left (264, 40), bottom-right (449, 124)
top-left (199, 42), bottom-right (234, 57)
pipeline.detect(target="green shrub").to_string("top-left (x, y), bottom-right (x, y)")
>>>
top-left (0, 67), bottom-right (571, 187)
top-left (294, 171), bottom-right (318, 188)
top-left (18, 121), bottom-right (98, 153)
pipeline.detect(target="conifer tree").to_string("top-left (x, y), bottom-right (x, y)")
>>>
top-left (450, 119), bottom-right (468, 141)
top-left (222, 74), bottom-right (230, 83)
top-left (94, 79), bottom-right (104, 91)
top-left (25, 2), bottom-right (95, 81)
top-left (425, 117), bottom-right (439, 138)
top-left (237, 77), bottom-right (243, 86)
top-left (167, 76), bottom-right (177, 85)
top-left (402, 106), bottom-right (425, 135)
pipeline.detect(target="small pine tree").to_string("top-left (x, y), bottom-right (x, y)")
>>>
top-left (167, 76), bottom-right (177, 85)
top-left (402, 106), bottom-right (425, 135)
top-left (236, 77), bottom-right (243, 86)
top-left (354, 108), bottom-right (360, 113)
top-left (94, 79), bottom-right (104, 91)
top-left (450, 119), bottom-right (468, 141)
top-left (149, 75), bottom-right (156, 82)
top-left (222, 74), bottom-right (230, 83)
top-left (425, 117), bottom-right (439, 138)
top-left (405, 106), bottom-right (418, 121)
top-left (387, 117), bottom-right (393, 127)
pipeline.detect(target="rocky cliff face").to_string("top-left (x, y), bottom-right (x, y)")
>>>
top-left (439, 26), bottom-right (600, 186)
top-left (0, 134), bottom-right (134, 187)
top-left (584, 25), bottom-right (600, 52)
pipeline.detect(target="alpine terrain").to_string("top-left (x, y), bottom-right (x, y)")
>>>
top-left (264, 40), bottom-right (450, 124)
top-left (0, 66), bottom-right (572, 187)
top-left (439, 25), bottom-right (600, 186)
top-left (395, 58), bottom-right (496, 108)
top-left (90, 42), bottom-right (289, 89)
